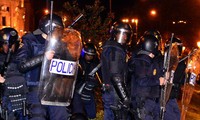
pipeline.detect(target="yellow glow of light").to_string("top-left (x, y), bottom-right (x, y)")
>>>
top-left (197, 41), bottom-right (200, 48)
top-left (135, 19), bottom-right (138, 24)
top-left (44, 9), bottom-right (49, 14)
top-left (131, 19), bottom-right (135, 23)
top-left (63, 16), bottom-right (67, 22)
top-left (131, 19), bottom-right (138, 24)
top-left (122, 19), bottom-right (129, 23)
top-left (188, 61), bottom-right (193, 69)
top-left (150, 10), bottom-right (156, 16)
top-left (182, 46), bottom-right (186, 52)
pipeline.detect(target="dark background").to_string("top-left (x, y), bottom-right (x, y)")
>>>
top-left (30, 0), bottom-right (200, 49)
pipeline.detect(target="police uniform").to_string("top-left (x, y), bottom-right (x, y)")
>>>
top-left (16, 33), bottom-right (69, 120)
top-left (130, 50), bottom-right (163, 120)
top-left (72, 55), bottom-right (101, 119)
top-left (164, 60), bottom-right (186, 120)
top-left (101, 39), bottom-right (130, 120)
top-left (0, 52), bottom-right (28, 120)
top-left (163, 37), bottom-right (185, 120)
top-left (0, 27), bottom-right (28, 120)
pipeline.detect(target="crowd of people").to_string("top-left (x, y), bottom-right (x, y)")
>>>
top-left (0, 13), bottom-right (196, 120)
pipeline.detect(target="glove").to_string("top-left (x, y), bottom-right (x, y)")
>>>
top-left (121, 98), bottom-right (131, 111)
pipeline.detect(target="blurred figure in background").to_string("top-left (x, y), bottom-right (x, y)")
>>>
top-left (164, 37), bottom-right (186, 120)
top-left (72, 42), bottom-right (101, 119)
top-left (0, 27), bottom-right (28, 120)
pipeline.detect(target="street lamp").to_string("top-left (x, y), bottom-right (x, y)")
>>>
top-left (132, 19), bottom-right (138, 40)
top-left (150, 9), bottom-right (157, 17)
top-left (122, 18), bottom-right (139, 40)
top-left (108, 0), bottom-right (115, 18)
top-left (122, 19), bottom-right (129, 23)
top-left (44, 9), bottom-right (49, 15)
top-left (136, 20), bottom-right (138, 40)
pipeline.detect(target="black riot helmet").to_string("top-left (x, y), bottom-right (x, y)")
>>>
top-left (140, 35), bottom-right (159, 55)
top-left (143, 30), bottom-right (162, 42)
top-left (82, 43), bottom-right (97, 56)
top-left (143, 30), bottom-right (162, 50)
top-left (165, 37), bottom-right (183, 56)
top-left (38, 13), bottom-right (64, 34)
top-left (0, 27), bottom-right (19, 51)
top-left (110, 21), bottom-right (133, 45)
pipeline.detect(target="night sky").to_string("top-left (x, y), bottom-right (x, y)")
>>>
top-left (31, 0), bottom-right (200, 48)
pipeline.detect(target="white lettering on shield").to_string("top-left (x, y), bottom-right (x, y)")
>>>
top-left (49, 59), bottom-right (76, 76)
top-left (189, 72), bottom-right (196, 86)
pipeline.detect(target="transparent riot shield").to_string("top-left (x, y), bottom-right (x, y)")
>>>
top-left (38, 28), bottom-right (82, 106)
top-left (181, 49), bottom-right (200, 120)
top-left (160, 43), bottom-right (179, 120)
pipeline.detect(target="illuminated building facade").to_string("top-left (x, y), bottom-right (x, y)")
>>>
top-left (0, 0), bottom-right (32, 37)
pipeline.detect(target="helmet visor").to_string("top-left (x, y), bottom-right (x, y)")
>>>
top-left (82, 49), bottom-right (96, 56)
top-left (116, 28), bottom-right (131, 45)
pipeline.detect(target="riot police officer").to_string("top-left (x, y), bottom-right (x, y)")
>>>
top-left (131, 29), bottom-right (163, 59)
top-left (0, 27), bottom-right (28, 120)
top-left (128, 35), bottom-right (165, 120)
top-left (72, 43), bottom-right (101, 119)
top-left (16, 14), bottom-right (69, 120)
top-left (143, 30), bottom-right (162, 52)
top-left (164, 37), bottom-right (186, 120)
top-left (101, 21), bottom-right (133, 120)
